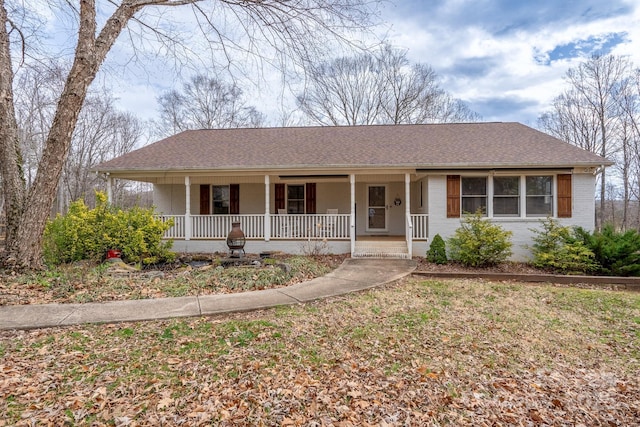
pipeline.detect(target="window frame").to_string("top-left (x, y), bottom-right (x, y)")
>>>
top-left (525, 175), bottom-right (554, 217)
top-left (212, 184), bottom-right (230, 215)
top-left (286, 184), bottom-right (305, 214)
top-left (492, 176), bottom-right (520, 217)
top-left (448, 173), bottom-right (567, 219)
top-left (460, 176), bottom-right (487, 216)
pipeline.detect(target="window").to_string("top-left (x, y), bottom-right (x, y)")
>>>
top-left (212, 185), bottom-right (230, 214)
top-left (461, 177), bottom-right (487, 214)
top-left (493, 176), bottom-right (519, 216)
top-left (447, 174), bottom-right (569, 219)
top-left (526, 176), bottom-right (553, 216)
top-left (287, 185), bottom-right (305, 214)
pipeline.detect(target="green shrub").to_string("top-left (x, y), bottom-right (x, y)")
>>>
top-left (574, 225), bottom-right (640, 276)
top-left (426, 234), bottom-right (447, 264)
top-left (529, 218), bottom-right (596, 274)
top-left (447, 211), bottom-right (512, 267)
top-left (43, 192), bottom-right (175, 265)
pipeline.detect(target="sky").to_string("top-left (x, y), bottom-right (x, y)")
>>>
top-left (379, 0), bottom-right (640, 126)
top-left (31, 0), bottom-right (640, 131)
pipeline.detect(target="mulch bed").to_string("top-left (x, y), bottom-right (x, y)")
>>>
top-left (413, 258), bottom-right (640, 292)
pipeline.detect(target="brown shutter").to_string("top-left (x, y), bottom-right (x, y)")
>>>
top-left (199, 185), bottom-right (210, 215)
top-left (275, 183), bottom-right (285, 212)
top-left (557, 174), bottom-right (572, 218)
top-left (447, 175), bottom-right (461, 218)
top-left (230, 184), bottom-right (240, 215)
top-left (306, 183), bottom-right (316, 214)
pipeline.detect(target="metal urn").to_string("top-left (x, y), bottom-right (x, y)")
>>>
top-left (226, 222), bottom-right (246, 257)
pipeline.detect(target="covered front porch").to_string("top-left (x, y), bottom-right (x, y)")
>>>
top-left (156, 213), bottom-right (429, 258)
top-left (108, 172), bottom-right (430, 259)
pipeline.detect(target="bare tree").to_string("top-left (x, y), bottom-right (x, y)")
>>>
top-left (11, 60), bottom-right (143, 214)
top-left (297, 45), bottom-right (480, 126)
top-left (13, 62), bottom-right (66, 188)
top-left (538, 54), bottom-right (631, 229)
top-left (62, 91), bottom-right (143, 211)
top-left (616, 69), bottom-right (640, 228)
top-left (157, 74), bottom-right (264, 135)
top-left (0, 0), bottom-right (379, 269)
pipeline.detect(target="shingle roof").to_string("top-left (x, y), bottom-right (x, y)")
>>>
top-left (95, 122), bottom-right (612, 173)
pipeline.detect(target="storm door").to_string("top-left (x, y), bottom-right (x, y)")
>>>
top-left (367, 185), bottom-right (387, 231)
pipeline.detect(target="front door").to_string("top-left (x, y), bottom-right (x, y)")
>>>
top-left (367, 185), bottom-right (387, 232)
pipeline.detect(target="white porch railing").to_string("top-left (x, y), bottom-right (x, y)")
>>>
top-left (411, 214), bottom-right (429, 240)
top-left (157, 214), bottom-right (351, 240)
top-left (158, 215), bottom-right (185, 239)
top-left (191, 214), bottom-right (264, 239)
top-left (271, 214), bottom-right (350, 239)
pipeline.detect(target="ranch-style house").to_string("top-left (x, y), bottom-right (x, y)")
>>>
top-left (94, 122), bottom-right (612, 260)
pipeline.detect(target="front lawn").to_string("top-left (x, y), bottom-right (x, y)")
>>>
top-left (0, 255), bottom-right (345, 305)
top-left (1, 278), bottom-right (638, 425)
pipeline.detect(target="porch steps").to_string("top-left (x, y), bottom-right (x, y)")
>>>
top-left (352, 240), bottom-right (410, 259)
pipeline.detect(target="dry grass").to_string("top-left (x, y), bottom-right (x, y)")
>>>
top-left (1, 277), bottom-right (639, 425)
top-left (0, 255), bottom-right (345, 306)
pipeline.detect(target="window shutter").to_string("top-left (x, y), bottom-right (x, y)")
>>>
top-left (557, 174), bottom-right (572, 218)
top-left (447, 175), bottom-right (461, 218)
top-left (230, 184), bottom-right (240, 215)
top-left (199, 185), bottom-right (210, 215)
top-left (306, 183), bottom-right (316, 214)
top-left (275, 183), bottom-right (285, 211)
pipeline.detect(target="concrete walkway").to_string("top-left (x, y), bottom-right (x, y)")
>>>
top-left (0, 259), bottom-right (416, 331)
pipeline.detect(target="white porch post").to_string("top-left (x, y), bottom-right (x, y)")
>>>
top-left (184, 176), bottom-right (191, 241)
top-left (264, 175), bottom-right (271, 241)
top-left (106, 174), bottom-right (113, 204)
top-left (350, 174), bottom-right (356, 257)
top-left (405, 173), bottom-right (412, 258)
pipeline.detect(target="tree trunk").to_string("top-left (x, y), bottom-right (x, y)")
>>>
top-left (1, 0), bottom-right (138, 268)
top-left (0, 2), bottom-right (27, 259)
top-left (1, 0), bottom-right (376, 268)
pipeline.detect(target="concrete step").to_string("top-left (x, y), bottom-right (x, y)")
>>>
top-left (353, 240), bottom-right (410, 259)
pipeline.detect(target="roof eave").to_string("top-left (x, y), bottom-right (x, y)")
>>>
top-left (95, 160), bottom-right (613, 177)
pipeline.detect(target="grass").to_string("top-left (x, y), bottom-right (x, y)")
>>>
top-left (0, 255), bottom-right (343, 305)
top-left (1, 278), bottom-right (639, 425)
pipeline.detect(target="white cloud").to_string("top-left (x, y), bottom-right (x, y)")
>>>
top-left (382, 0), bottom-right (640, 123)
top-left (32, 0), bottom-right (639, 129)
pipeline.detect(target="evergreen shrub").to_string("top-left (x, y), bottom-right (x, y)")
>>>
top-left (447, 210), bottom-right (512, 267)
top-left (43, 192), bottom-right (174, 265)
top-left (426, 234), bottom-right (447, 264)
top-left (529, 218), bottom-right (596, 274)
top-left (574, 225), bottom-right (640, 276)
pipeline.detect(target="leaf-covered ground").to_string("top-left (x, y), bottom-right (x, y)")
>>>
top-left (1, 278), bottom-right (639, 425)
top-left (0, 255), bottom-right (345, 306)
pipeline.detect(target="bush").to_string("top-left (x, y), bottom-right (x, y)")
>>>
top-left (529, 218), bottom-right (596, 274)
top-left (43, 192), bottom-right (175, 265)
top-left (447, 211), bottom-right (512, 267)
top-left (574, 225), bottom-right (640, 276)
top-left (426, 234), bottom-right (447, 264)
